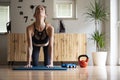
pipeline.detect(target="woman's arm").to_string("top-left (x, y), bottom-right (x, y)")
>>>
top-left (47, 24), bottom-right (54, 67)
top-left (25, 26), bottom-right (33, 67)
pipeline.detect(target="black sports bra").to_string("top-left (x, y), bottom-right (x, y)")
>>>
top-left (32, 23), bottom-right (49, 44)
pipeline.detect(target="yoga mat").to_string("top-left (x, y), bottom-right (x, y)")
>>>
top-left (12, 66), bottom-right (67, 70)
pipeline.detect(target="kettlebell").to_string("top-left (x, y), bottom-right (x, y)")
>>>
top-left (78, 55), bottom-right (89, 68)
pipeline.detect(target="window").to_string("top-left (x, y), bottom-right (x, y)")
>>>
top-left (54, 0), bottom-right (77, 19)
top-left (0, 6), bottom-right (9, 33)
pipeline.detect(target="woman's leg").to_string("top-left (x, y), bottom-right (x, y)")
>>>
top-left (32, 45), bottom-right (40, 66)
top-left (43, 45), bottom-right (50, 66)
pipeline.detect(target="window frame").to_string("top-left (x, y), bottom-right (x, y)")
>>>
top-left (53, 0), bottom-right (77, 19)
top-left (0, 5), bottom-right (10, 34)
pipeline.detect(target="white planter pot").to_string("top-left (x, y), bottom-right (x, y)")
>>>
top-left (92, 52), bottom-right (107, 66)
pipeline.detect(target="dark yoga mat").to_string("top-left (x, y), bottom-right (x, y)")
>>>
top-left (12, 66), bottom-right (67, 70)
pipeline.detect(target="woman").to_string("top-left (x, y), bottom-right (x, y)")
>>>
top-left (25, 5), bottom-right (54, 68)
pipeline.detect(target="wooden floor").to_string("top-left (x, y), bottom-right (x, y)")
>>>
top-left (0, 65), bottom-right (120, 80)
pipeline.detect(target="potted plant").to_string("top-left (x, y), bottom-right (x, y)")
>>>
top-left (91, 30), bottom-right (107, 66)
top-left (91, 30), bottom-right (105, 51)
top-left (85, 0), bottom-right (108, 66)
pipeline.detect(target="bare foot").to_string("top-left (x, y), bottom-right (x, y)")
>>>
top-left (24, 64), bottom-right (32, 68)
top-left (46, 64), bottom-right (54, 68)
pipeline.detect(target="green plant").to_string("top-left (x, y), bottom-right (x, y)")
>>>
top-left (91, 30), bottom-right (105, 51)
top-left (85, 0), bottom-right (108, 31)
top-left (85, 0), bottom-right (108, 51)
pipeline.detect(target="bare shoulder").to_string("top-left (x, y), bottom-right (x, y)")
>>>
top-left (46, 23), bottom-right (54, 31)
top-left (46, 23), bottom-right (54, 37)
top-left (26, 23), bottom-right (34, 33)
top-left (27, 24), bottom-right (33, 30)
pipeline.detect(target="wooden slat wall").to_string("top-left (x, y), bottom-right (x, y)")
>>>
top-left (8, 33), bottom-right (27, 61)
top-left (8, 34), bottom-right (15, 61)
top-left (54, 33), bottom-right (86, 61)
top-left (14, 33), bottom-right (27, 61)
top-left (8, 33), bottom-right (86, 62)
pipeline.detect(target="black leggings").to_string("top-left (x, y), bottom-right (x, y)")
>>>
top-left (32, 45), bottom-right (50, 66)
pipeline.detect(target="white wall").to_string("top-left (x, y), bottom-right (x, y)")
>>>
top-left (110, 0), bottom-right (118, 66)
top-left (0, 0), bottom-right (10, 3)
top-left (105, 0), bottom-right (111, 65)
top-left (0, 35), bottom-right (8, 65)
top-left (118, 0), bottom-right (120, 65)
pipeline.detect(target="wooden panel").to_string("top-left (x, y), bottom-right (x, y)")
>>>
top-left (8, 33), bottom-right (86, 62)
top-left (39, 47), bottom-right (44, 61)
top-left (8, 33), bottom-right (27, 61)
top-left (14, 33), bottom-right (27, 61)
top-left (54, 34), bottom-right (63, 61)
top-left (54, 33), bottom-right (86, 61)
top-left (8, 34), bottom-right (15, 61)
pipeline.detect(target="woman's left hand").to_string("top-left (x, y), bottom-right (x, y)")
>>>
top-left (46, 64), bottom-right (54, 68)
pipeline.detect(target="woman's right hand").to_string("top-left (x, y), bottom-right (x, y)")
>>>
top-left (24, 64), bottom-right (32, 68)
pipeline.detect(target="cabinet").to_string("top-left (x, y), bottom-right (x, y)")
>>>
top-left (54, 33), bottom-right (86, 61)
top-left (8, 33), bottom-right (86, 62)
top-left (8, 33), bottom-right (27, 62)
